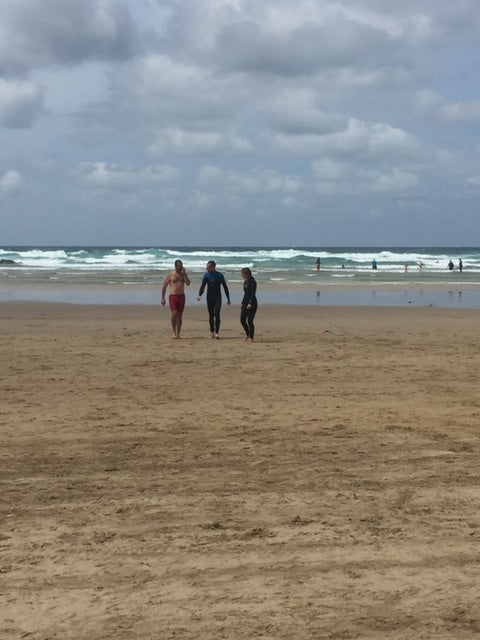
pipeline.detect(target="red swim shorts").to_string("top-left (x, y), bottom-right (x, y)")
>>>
top-left (169, 293), bottom-right (186, 312)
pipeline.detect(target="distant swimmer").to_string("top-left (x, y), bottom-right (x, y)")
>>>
top-left (315, 257), bottom-right (321, 271)
top-left (459, 258), bottom-right (463, 273)
top-left (418, 261), bottom-right (424, 270)
top-left (448, 259), bottom-right (454, 271)
top-left (371, 258), bottom-right (377, 270)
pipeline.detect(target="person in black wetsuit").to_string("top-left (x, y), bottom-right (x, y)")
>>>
top-left (197, 261), bottom-right (231, 338)
top-left (240, 267), bottom-right (257, 343)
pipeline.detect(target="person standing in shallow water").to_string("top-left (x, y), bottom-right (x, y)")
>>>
top-left (240, 267), bottom-right (257, 343)
top-left (161, 259), bottom-right (190, 339)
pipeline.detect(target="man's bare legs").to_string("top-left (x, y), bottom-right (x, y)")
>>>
top-left (171, 310), bottom-right (183, 339)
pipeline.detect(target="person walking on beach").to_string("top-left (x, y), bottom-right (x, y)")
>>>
top-left (240, 267), bottom-right (257, 343)
top-left (197, 260), bottom-right (231, 338)
top-left (161, 259), bottom-right (190, 339)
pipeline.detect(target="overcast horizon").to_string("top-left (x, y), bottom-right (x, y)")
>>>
top-left (1, 1), bottom-right (480, 247)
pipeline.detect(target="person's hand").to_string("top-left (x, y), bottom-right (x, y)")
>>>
top-left (161, 298), bottom-right (166, 306)
top-left (197, 296), bottom-right (201, 301)
top-left (247, 304), bottom-right (251, 309)
top-left (227, 299), bottom-right (231, 305)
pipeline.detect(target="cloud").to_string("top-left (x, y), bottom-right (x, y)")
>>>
top-left (78, 162), bottom-right (180, 190)
top-left (148, 128), bottom-right (252, 157)
top-left (312, 159), bottom-right (418, 196)
top-left (0, 79), bottom-right (44, 127)
top-left (0, 170), bottom-right (23, 193)
top-left (262, 90), bottom-right (342, 135)
top-left (0, 0), bottom-right (141, 76)
top-left (273, 118), bottom-right (421, 162)
top-left (196, 165), bottom-right (303, 195)
top-left (1, 0), bottom-right (480, 245)
top-left (416, 90), bottom-right (480, 123)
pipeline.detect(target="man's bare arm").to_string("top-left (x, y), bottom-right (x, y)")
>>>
top-left (161, 274), bottom-right (171, 304)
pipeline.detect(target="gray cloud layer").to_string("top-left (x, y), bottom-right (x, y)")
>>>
top-left (1, 0), bottom-right (480, 245)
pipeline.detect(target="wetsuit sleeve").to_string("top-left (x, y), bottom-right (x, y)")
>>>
top-left (221, 276), bottom-right (230, 301)
top-left (198, 275), bottom-right (207, 296)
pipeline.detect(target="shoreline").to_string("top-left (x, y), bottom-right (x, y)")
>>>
top-left (1, 280), bottom-right (479, 308)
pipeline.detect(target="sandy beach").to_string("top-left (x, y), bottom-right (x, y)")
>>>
top-left (1, 300), bottom-right (480, 639)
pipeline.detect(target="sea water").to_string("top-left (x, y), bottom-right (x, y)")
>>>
top-left (1, 246), bottom-right (479, 307)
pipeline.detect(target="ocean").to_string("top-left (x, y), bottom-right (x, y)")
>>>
top-left (1, 246), bottom-right (479, 307)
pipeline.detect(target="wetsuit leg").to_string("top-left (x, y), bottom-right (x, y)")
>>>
top-left (241, 304), bottom-right (257, 338)
top-left (213, 297), bottom-right (222, 333)
top-left (208, 296), bottom-right (222, 333)
top-left (240, 308), bottom-right (249, 336)
top-left (207, 297), bottom-right (215, 332)
top-left (247, 304), bottom-right (257, 338)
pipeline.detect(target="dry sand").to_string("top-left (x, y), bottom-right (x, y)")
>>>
top-left (1, 301), bottom-right (480, 639)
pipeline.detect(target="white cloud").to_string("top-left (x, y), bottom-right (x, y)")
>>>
top-left (313, 159), bottom-right (418, 196)
top-left (0, 79), bottom-right (44, 127)
top-left (195, 165), bottom-right (303, 196)
top-left (274, 118), bottom-right (420, 161)
top-left (416, 90), bottom-right (480, 123)
top-left (148, 128), bottom-right (252, 157)
top-left (78, 162), bottom-right (180, 190)
top-left (0, 170), bottom-right (23, 193)
top-left (262, 89), bottom-right (342, 135)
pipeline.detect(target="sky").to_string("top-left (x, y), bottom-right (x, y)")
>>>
top-left (1, 0), bottom-right (480, 247)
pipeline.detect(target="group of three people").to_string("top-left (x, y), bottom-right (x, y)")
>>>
top-left (161, 260), bottom-right (257, 341)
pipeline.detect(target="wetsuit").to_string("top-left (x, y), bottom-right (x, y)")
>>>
top-left (198, 271), bottom-right (230, 333)
top-left (240, 276), bottom-right (257, 339)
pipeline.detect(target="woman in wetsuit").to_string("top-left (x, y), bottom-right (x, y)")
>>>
top-left (240, 267), bottom-right (257, 343)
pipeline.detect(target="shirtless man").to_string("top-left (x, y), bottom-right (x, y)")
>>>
top-left (161, 259), bottom-right (190, 339)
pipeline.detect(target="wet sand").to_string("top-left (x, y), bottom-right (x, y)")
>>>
top-left (1, 301), bottom-right (480, 639)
